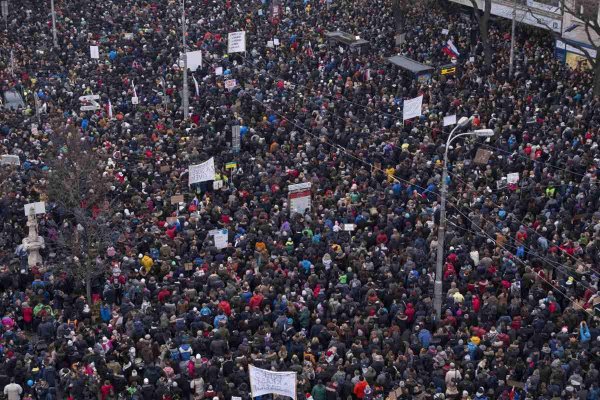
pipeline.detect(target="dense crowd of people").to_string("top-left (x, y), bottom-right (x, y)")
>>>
top-left (1, 0), bottom-right (599, 399)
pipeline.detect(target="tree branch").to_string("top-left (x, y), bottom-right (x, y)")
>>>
top-left (526, 5), bottom-right (598, 67)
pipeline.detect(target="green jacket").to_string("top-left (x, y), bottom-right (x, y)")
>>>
top-left (312, 384), bottom-right (327, 400)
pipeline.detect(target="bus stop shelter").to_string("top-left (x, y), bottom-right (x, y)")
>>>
top-left (387, 55), bottom-right (435, 83)
top-left (325, 31), bottom-right (369, 53)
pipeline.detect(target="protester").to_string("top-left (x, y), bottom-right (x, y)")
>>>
top-left (0, 0), bottom-right (599, 399)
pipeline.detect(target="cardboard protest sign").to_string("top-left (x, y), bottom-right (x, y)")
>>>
top-left (170, 195), bottom-right (184, 204)
top-left (473, 148), bottom-right (492, 165)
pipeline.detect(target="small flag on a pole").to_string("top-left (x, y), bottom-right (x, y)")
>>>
top-left (225, 162), bottom-right (238, 170)
top-left (192, 74), bottom-right (200, 97)
top-left (108, 99), bottom-right (113, 119)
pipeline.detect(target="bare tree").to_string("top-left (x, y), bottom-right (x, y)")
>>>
top-left (46, 121), bottom-right (116, 304)
top-left (529, 0), bottom-right (600, 96)
top-left (470, 0), bottom-right (493, 68)
top-left (392, 0), bottom-right (404, 33)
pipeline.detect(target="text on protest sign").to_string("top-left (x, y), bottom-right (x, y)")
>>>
top-left (402, 95), bottom-right (423, 121)
top-left (288, 182), bottom-right (312, 216)
top-left (79, 94), bottom-right (101, 111)
top-left (1, 154), bottom-right (20, 166)
top-left (228, 31), bottom-right (247, 53)
top-left (507, 172), bottom-right (520, 184)
top-left (209, 229), bottom-right (229, 249)
top-left (249, 365), bottom-right (297, 400)
top-left (189, 157), bottom-right (215, 185)
top-left (225, 79), bottom-right (237, 90)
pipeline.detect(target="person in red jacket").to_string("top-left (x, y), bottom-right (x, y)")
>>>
top-left (248, 290), bottom-right (264, 311)
top-left (353, 376), bottom-right (368, 399)
top-left (218, 300), bottom-right (231, 316)
top-left (100, 380), bottom-right (114, 400)
top-left (21, 302), bottom-right (33, 331)
top-left (158, 288), bottom-right (171, 303)
top-left (404, 303), bottom-right (415, 323)
top-left (472, 295), bottom-right (481, 314)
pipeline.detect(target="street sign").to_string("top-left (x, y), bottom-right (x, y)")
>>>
top-left (1, 1), bottom-right (8, 18)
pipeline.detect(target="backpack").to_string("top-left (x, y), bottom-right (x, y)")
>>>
top-left (170, 348), bottom-right (180, 361)
top-left (179, 344), bottom-right (192, 361)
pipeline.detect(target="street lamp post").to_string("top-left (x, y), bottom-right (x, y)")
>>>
top-left (433, 120), bottom-right (494, 319)
top-left (50, 0), bottom-right (58, 48)
top-left (181, 0), bottom-right (189, 120)
top-left (508, 0), bottom-right (517, 78)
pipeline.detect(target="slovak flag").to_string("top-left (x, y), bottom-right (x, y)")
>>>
top-left (443, 39), bottom-right (460, 58)
top-left (305, 41), bottom-right (314, 58)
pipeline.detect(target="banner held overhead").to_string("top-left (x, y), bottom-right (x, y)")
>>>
top-left (402, 95), bottom-right (423, 121)
top-left (189, 158), bottom-right (216, 185)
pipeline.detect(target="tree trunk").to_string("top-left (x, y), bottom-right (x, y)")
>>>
top-left (594, 54), bottom-right (600, 97)
top-left (392, 0), bottom-right (403, 33)
top-left (85, 267), bottom-right (92, 306)
top-left (480, 18), bottom-right (492, 67)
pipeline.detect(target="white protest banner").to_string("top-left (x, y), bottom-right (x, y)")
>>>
top-left (273, 38), bottom-right (280, 46)
top-left (186, 50), bottom-right (203, 72)
top-left (79, 94), bottom-right (101, 111)
top-left (267, 40), bottom-right (274, 48)
top-left (225, 79), bottom-right (237, 90)
top-left (215, 67), bottom-right (223, 76)
top-left (228, 31), bottom-right (246, 53)
top-left (441, 29), bottom-right (449, 35)
top-left (1, 155), bottom-right (20, 166)
top-left (402, 95), bottom-right (423, 121)
top-left (189, 157), bottom-right (215, 185)
top-left (507, 172), bottom-right (520, 184)
top-left (24, 202), bottom-right (46, 216)
top-left (288, 182), bottom-right (312, 215)
top-left (209, 229), bottom-right (229, 249)
top-left (343, 224), bottom-right (355, 231)
top-left (249, 365), bottom-right (297, 400)
top-left (131, 96), bottom-right (139, 105)
top-left (443, 115), bottom-right (457, 127)
top-left (90, 45), bottom-right (100, 59)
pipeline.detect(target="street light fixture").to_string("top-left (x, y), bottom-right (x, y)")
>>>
top-left (433, 122), bottom-right (494, 319)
